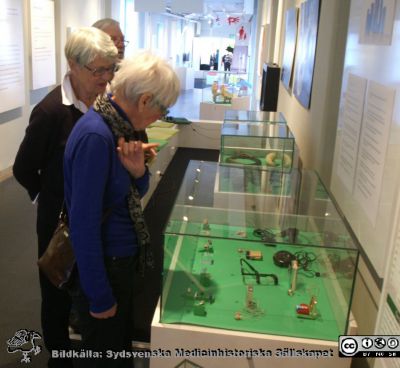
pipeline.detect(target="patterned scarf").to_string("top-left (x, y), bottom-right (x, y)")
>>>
top-left (93, 94), bottom-right (154, 276)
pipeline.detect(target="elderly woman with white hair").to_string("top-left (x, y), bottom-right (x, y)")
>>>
top-left (63, 52), bottom-right (180, 366)
top-left (13, 27), bottom-right (118, 368)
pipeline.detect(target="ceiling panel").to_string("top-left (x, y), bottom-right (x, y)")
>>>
top-left (166, 0), bottom-right (246, 18)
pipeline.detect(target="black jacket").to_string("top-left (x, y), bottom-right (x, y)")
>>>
top-left (13, 86), bottom-right (83, 247)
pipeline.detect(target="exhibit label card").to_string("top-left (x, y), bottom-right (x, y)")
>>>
top-left (353, 81), bottom-right (395, 226)
top-left (336, 73), bottom-right (367, 193)
top-left (0, 0), bottom-right (25, 113)
top-left (30, 0), bottom-right (56, 89)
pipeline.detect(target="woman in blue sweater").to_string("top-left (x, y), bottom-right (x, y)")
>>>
top-left (64, 52), bottom-right (180, 366)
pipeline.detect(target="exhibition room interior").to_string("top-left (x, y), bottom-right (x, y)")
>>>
top-left (1, 0), bottom-right (400, 367)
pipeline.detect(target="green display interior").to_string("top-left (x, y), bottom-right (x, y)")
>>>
top-left (147, 124), bottom-right (178, 150)
top-left (147, 127), bottom-right (179, 140)
top-left (220, 153), bottom-right (292, 172)
top-left (162, 225), bottom-right (356, 341)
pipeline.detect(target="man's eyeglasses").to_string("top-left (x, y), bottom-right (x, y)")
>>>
top-left (111, 37), bottom-right (129, 46)
top-left (84, 64), bottom-right (117, 77)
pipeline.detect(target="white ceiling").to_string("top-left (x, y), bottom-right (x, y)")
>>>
top-left (165, 0), bottom-right (247, 19)
top-left (203, 0), bottom-right (245, 14)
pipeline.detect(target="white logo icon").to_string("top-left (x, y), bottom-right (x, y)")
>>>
top-left (374, 337), bottom-right (386, 349)
top-left (341, 337), bottom-right (358, 356)
top-left (362, 337), bottom-right (373, 349)
top-left (6, 329), bottom-right (42, 363)
top-left (388, 338), bottom-right (399, 349)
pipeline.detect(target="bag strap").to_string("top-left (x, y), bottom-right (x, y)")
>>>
top-left (59, 201), bottom-right (68, 223)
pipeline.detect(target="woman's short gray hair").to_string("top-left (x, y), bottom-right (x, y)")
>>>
top-left (65, 27), bottom-right (118, 66)
top-left (110, 52), bottom-right (180, 109)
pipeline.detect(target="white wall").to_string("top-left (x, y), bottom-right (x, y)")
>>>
top-left (276, 0), bottom-right (350, 185)
top-left (57, 0), bottom-right (105, 79)
top-left (273, 3), bottom-right (381, 365)
top-left (0, 0), bottom-right (105, 174)
top-left (0, 0), bottom-right (38, 173)
top-left (330, 1), bottom-right (400, 360)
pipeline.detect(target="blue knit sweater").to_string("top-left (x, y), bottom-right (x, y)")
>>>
top-left (64, 100), bottom-right (149, 313)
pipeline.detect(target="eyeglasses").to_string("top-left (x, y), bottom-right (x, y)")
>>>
top-left (155, 100), bottom-right (170, 118)
top-left (84, 64), bottom-right (117, 77)
top-left (111, 37), bottom-right (129, 46)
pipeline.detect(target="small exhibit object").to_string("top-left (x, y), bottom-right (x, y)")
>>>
top-left (288, 259), bottom-right (299, 296)
top-left (236, 230), bottom-right (247, 238)
top-left (296, 296), bottom-right (319, 319)
top-left (246, 250), bottom-right (263, 260)
top-left (193, 301), bottom-right (207, 316)
top-left (273, 250), bottom-right (295, 267)
top-left (296, 303), bottom-right (310, 315)
top-left (203, 239), bottom-right (213, 252)
top-left (246, 285), bottom-right (256, 309)
top-left (199, 270), bottom-right (212, 287)
top-left (265, 152), bottom-right (292, 168)
top-left (202, 219), bottom-right (211, 231)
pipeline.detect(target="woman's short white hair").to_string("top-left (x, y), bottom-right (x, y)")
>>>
top-left (110, 52), bottom-right (180, 109)
top-left (65, 27), bottom-right (118, 66)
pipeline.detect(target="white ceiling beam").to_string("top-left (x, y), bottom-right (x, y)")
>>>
top-left (171, 0), bottom-right (204, 14)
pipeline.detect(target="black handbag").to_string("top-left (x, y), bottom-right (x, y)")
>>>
top-left (37, 206), bottom-right (74, 289)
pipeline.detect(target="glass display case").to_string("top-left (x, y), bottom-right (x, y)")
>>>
top-left (224, 110), bottom-right (287, 124)
top-left (200, 71), bottom-right (251, 104)
top-left (213, 163), bottom-right (301, 215)
top-left (220, 120), bottom-right (295, 172)
top-left (161, 161), bottom-right (359, 342)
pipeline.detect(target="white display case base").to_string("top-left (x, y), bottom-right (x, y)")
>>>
top-left (199, 96), bottom-right (250, 121)
top-left (150, 301), bottom-right (357, 368)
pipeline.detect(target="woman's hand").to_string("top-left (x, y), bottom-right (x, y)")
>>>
top-left (90, 303), bottom-right (117, 319)
top-left (117, 138), bottom-right (159, 178)
top-left (143, 142), bottom-right (159, 162)
top-left (117, 138), bottom-right (145, 178)
top-left (117, 138), bottom-right (157, 178)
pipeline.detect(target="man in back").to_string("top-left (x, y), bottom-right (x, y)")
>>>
top-left (93, 18), bottom-right (149, 143)
top-left (92, 18), bottom-right (126, 60)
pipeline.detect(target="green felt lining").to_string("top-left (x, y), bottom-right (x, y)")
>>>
top-left (161, 233), bottom-right (355, 341)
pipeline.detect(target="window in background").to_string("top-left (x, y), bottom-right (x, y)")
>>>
top-left (123, 0), bottom-right (141, 56)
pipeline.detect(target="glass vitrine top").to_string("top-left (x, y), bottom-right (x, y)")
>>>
top-left (224, 110), bottom-right (287, 124)
top-left (221, 121), bottom-right (294, 139)
top-left (165, 161), bottom-right (358, 251)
